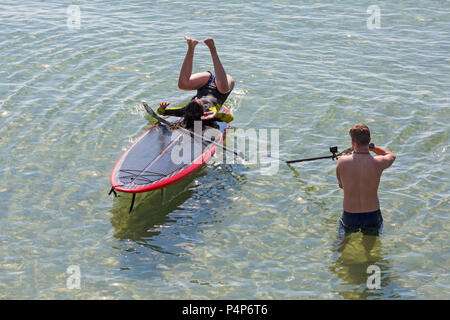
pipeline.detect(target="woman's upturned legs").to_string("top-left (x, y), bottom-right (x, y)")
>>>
top-left (178, 36), bottom-right (234, 93)
top-left (204, 38), bottom-right (234, 94)
top-left (178, 36), bottom-right (210, 90)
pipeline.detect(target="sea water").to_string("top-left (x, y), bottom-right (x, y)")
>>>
top-left (0, 0), bottom-right (448, 299)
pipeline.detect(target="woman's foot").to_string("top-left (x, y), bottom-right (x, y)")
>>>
top-left (184, 36), bottom-right (198, 49)
top-left (203, 38), bottom-right (216, 52)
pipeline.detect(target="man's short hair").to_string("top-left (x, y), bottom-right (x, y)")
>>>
top-left (349, 124), bottom-right (371, 146)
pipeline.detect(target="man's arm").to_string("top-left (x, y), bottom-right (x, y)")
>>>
top-left (370, 145), bottom-right (396, 169)
top-left (336, 158), bottom-right (343, 189)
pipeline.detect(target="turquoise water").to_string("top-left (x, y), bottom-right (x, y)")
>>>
top-left (0, 0), bottom-right (448, 299)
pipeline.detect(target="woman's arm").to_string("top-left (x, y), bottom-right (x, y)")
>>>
top-left (157, 102), bottom-right (185, 117)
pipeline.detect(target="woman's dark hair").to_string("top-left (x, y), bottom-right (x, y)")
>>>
top-left (183, 99), bottom-right (204, 130)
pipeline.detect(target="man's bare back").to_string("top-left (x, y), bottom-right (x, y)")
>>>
top-left (335, 124), bottom-right (396, 236)
top-left (336, 148), bottom-right (395, 213)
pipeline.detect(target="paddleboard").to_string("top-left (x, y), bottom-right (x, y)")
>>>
top-left (110, 106), bottom-right (230, 193)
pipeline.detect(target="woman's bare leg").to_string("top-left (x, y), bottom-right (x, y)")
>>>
top-left (178, 36), bottom-right (210, 90)
top-left (204, 38), bottom-right (234, 94)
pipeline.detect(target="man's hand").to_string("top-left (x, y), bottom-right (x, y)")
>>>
top-left (201, 111), bottom-right (216, 120)
top-left (159, 102), bottom-right (171, 109)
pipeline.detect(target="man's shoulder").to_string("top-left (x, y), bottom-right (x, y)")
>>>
top-left (373, 154), bottom-right (396, 170)
top-left (338, 154), bottom-right (354, 163)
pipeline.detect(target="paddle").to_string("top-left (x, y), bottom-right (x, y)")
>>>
top-left (142, 102), bottom-right (246, 160)
top-left (143, 102), bottom-right (352, 165)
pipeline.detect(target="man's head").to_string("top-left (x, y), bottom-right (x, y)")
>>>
top-left (349, 123), bottom-right (371, 148)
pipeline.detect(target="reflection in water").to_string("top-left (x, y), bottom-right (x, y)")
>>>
top-left (329, 232), bottom-right (398, 299)
top-left (109, 172), bottom-right (201, 253)
top-left (109, 163), bottom-right (246, 256)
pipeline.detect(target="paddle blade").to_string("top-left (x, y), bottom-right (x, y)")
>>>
top-left (142, 102), bottom-right (169, 125)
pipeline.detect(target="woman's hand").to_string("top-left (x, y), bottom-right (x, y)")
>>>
top-left (159, 101), bottom-right (171, 109)
top-left (201, 111), bottom-right (216, 120)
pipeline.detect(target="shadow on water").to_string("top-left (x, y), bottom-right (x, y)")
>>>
top-left (106, 162), bottom-right (246, 288)
top-left (109, 162), bottom-right (246, 253)
top-left (329, 233), bottom-right (406, 299)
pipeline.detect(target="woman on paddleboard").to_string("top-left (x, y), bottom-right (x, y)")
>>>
top-left (157, 36), bottom-right (234, 129)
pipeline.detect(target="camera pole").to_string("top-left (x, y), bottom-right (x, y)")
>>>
top-left (285, 146), bottom-right (352, 164)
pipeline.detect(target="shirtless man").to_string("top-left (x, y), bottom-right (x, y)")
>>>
top-left (336, 124), bottom-right (396, 236)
